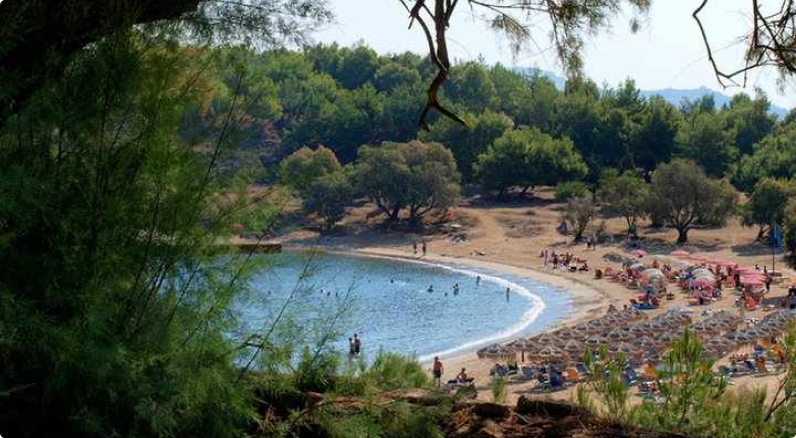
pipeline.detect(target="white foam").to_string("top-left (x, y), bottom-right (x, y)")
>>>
top-left (381, 258), bottom-right (547, 363)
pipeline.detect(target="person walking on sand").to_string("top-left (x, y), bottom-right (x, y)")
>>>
top-left (543, 249), bottom-right (549, 270)
top-left (422, 241), bottom-right (427, 256)
top-left (412, 241), bottom-right (418, 255)
top-left (432, 356), bottom-right (444, 387)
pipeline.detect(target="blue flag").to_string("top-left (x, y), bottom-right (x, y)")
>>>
top-left (772, 225), bottom-right (783, 249)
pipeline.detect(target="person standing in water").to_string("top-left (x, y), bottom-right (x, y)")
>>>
top-left (505, 287), bottom-right (510, 302)
top-left (453, 283), bottom-right (460, 295)
top-left (476, 275), bottom-right (481, 286)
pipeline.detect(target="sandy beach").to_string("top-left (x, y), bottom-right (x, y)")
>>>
top-left (275, 188), bottom-right (795, 404)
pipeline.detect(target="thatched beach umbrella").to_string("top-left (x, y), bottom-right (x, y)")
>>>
top-left (554, 328), bottom-right (581, 340)
top-left (606, 329), bottom-right (632, 342)
top-left (563, 339), bottom-right (584, 355)
top-left (508, 338), bottom-right (538, 352)
top-left (658, 332), bottom-right (681, 344)
top-left (584, 335), bottom-right (605, 349)
top-left (533, 346), bottom-right (568, 363)
top-left (477, 344), bottom-right (517, 360)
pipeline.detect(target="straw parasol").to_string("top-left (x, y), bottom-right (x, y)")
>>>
top-left (658, 332), bottom-right (681, 344)
top-left (532, 345), bottom-right (568, 363)
top-left (606, 330), bottom-right (630, 342)
top-left (477, 344), bottom-right (517, 360)
top-left (584, 335), bottom-right (605, 349)
top-left (563, 339), bottom-right (585, 355)
top-left (508, 338), bottom-right (539, 352)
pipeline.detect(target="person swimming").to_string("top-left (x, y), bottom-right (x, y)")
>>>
top-left (427, 285), bottom-right (434, 292)
top-left (453, 283), bottom-right (460, 295)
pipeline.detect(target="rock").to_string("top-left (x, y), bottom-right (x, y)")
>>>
top-left (472, 402), bottom-right (511, 419)
top-left (515, 397), bottom-right (589, 419)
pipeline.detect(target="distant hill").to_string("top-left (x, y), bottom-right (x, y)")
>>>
top-left (516, 67), bottom-right (790, 119)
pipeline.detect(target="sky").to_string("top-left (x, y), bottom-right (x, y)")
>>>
top-left (315, 0), bottom-right (795, 109)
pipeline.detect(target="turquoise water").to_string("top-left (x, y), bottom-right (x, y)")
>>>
top-left (241, 251), bottom-right (573, 361)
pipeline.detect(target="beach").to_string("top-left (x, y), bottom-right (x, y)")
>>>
top-left (276, 188), bottom-right (795, 404)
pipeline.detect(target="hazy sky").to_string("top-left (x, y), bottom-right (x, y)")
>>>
top-left (315, 0), bottom-right (795, 109)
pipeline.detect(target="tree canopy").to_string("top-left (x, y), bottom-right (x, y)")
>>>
top-left (474, 127), bottom-right (587, 197)
top-left (353, 140), bottom-right (460, 224)
top-left (646, 159), bottom-right (738, 243)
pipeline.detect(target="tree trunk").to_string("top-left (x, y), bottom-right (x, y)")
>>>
top-left (676, 227), bottom-right (689, 244)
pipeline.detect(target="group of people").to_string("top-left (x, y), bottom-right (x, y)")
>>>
top-left (431, 356), bottom-right (473, 388)
top-left (541, 249), bottom-right (589, 272)
top-left (347, 333), bottom-right (362, 360)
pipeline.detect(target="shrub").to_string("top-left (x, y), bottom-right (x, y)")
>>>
top-left (555, 181), bottom-right (589, 202)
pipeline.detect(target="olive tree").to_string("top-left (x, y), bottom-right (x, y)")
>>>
top-left (646, 159), bottom-right (737, 244)
top-left (280, 146), bottom-right (341, 193)
top-left (742, 178), bottom-right (796, 241)
top-left (304, 171), bottom-right (353, 230)
top-left (353, 140), bottom-right (460, 224)
top-left (563, 196), bottom-right (598, 241)
top-left (598, 171), bottom-right (650, 237)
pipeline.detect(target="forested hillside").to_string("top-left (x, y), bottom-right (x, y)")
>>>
top-left (198, 44), bottom-right (789, 191)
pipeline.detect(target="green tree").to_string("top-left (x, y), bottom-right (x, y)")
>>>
top-left (647, 159), bottom-right (738, 243)
top-left (0, 34), bottom-right (268, 438)
top-left (626, 96), bottom-right (681, 172)
top-left (354, 141), bottom-right (460, 224)
top-left (598, 171), bottom-right (650, 236)
top-left (445, 62), bottom-right (499, 111)
top-left (742, 178), bottom-right (796, 241)
top-left (475, 127), bottom-right (588, 198)
top-left (722, 93), bottom-right (776, 156)
top-left (676, 111), bottom-right (737, 177)
top-left (280, 146), bottom-right (342, 193)
top-left (732, 124), bottom-right (796, 193)
top-left (304, 171), bottom-right (354, 229)
top-left (562, 196), bottom-right (597, 241)
top-left (421, 110), bottom-right (514, 181)
top-left (784, 199), bottom-right (796, 256)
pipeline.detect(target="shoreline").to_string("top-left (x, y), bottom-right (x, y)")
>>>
top-left (346, 246), bottom-right (611, 364)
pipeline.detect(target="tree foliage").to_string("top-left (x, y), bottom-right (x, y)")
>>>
top-left (742, 178), bottom-right (796, 241)
top-left (304, 171), bottom-right (354, 229)
top-left (562, 196), bottom-right (597, 241)
top-left (646, 159), bottom-right (737, 243)
top-left (598, 171), bottom-right (649, 236)
top-left (353, 141), bottom-right (460, 224)
top-left (280, 146), bottom-right (342, 193)
top-left (475, 127), bottom-right (587, 197)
